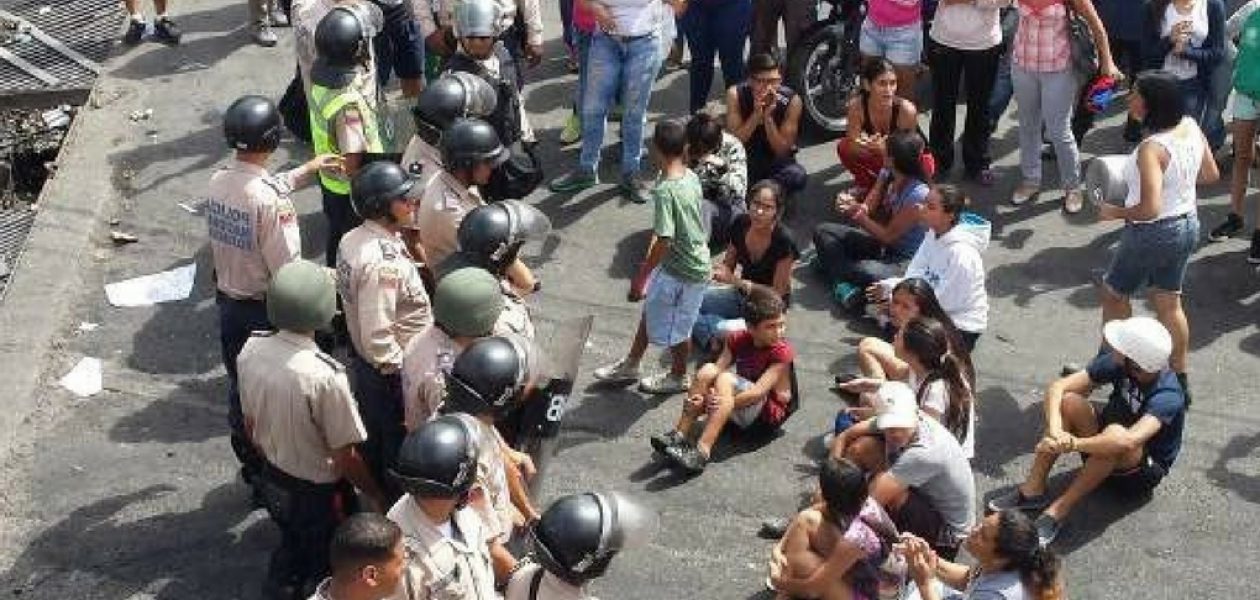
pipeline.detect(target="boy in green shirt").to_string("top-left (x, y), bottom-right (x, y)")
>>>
top-left (593, 119), bottom-right (711, 394)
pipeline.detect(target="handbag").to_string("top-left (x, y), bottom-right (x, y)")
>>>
top-left (1065, 0), bottom-right (1099, 81)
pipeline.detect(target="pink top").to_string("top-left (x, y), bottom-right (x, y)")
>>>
top-left (867, 0), bottom-right (922, 28)
top-left (573, 0), bottom-right (597, 33)
top-left (1012, 1), bottom-right (1071, 72)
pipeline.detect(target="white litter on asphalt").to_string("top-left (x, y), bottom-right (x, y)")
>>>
top-left (59, 357), bottom-right (102, 398)
top-left (105, 263), bottom-right (196, 307)
top-left (177, 200), bottom-right (205, 215)
top-left (77, 321), bottom-right (99, 333)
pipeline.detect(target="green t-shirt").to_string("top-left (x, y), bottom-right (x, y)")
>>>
top-left (652, 170), bottom-right (710, 283)
top-left (1236, 9), bottom-right (1260, 99)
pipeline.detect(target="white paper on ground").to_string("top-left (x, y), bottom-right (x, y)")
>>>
top-left (105, 263), bottom-right (196, 307)
top-left (59, 357), bottom-right (102, 398)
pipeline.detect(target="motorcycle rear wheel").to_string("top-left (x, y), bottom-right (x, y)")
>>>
top-left (787, 23), bottom-right (859, 138)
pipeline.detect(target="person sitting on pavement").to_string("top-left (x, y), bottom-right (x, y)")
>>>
top-left (692, 180), bottom-right (798, 356)
top-left (687, 111), bottom-right (749, 253)
top-left (726, 53), bottom-right (808, 202)
top-left (592, 120), bottom-right (711, 395)
top-left (414, 117), bottom-right (507, 267)
top-left (652, 285), bottom-right (796, 475)
top-left (987, 317), bottom-right (1188, 546)
top-left (767, 457), bottom-right (900, 600)
top-left (854, 278), bottom-right (973, 384)
top-left (814, 130), bottom-right (932, 313)
top-left (830, 381), bottom-right (976, 559)
top-left (309, 513), bottom-right (406, 600)
top-left (838, 57), bottom-right (932, 197)
top-left (870, 185), bottom-right (989, 350)
top-left (900, 510), bottom-right (1065, 600)
top-left (835, 316), bottom-right (977, 459)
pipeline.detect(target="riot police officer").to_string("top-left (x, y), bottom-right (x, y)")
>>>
top-left (507, 493), bottom-right (658, 600)
top-left (400, 266), bottom-right (505, 430)
top-left (442, 199), bottom-right (548, 301)
top-left (445, 0), bottom-right (542, 202)
top-left (337, 161), bottom-right (432, 503)
top-left (208, 95), bottom-right (339, 493)
top-left (414, 117), bottom-right (505, 266)
top-left (310, 3), bottom-right (387, 267)
top-left (387, 414), bottom-right (498, 599)
top-left (238, 260), bottom-right (385, 600)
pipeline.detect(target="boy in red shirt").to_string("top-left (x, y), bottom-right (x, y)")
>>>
top-left (652, 284), bottom-right (795, 474)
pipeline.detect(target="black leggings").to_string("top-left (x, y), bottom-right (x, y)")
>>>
top-left (813, 223), bottom-right (905, 289)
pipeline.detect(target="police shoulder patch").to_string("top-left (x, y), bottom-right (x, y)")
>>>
top-left (377, 264), bottom-right (401, 287)
top-left (260, 174), bottom-right (294, 197)
top-left (378, 238), bottom-right (399, 261)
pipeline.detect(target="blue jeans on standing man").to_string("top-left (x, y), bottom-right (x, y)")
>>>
top-left (580, 31), bottom-right (664, 180)
top-left (682, 0), bottom-right (751, 113)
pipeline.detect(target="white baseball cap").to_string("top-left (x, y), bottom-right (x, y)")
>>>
top-left (1103, 316), bottom-right (1172, 373)
top-left (874, 381), bottom-right (919, 431)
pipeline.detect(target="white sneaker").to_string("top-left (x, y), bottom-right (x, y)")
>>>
top-left (1011, 183), bottom-right (1040, 206)
top-left (592, 358), bottom-right (641, 383)
top-left (252, 22), bottom-right (277, 47)
top-left (638, 372), bottom-right (690, 395)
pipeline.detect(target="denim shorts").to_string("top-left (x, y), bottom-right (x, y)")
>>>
top-left (729, 374), bottom-right (768, 428)
top-left (1234, 91), bottom-right (1260, 121)
top-left (644, 267), bottom-right (708, 347)
top-left (859, 19), bottom-right (923, 66)
top-left (1104, 213), bottom-right (1199, 296)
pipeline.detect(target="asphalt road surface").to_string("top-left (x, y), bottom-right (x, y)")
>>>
top-left (1, 1), bottom-right (1258, 598)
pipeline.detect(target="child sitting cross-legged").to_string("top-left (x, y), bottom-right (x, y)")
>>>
top-left (651, 284), bottom-right (795, 474)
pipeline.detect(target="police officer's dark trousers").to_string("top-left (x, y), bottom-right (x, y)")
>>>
top-left (321, 185), bottom-right (362, 268)
top-left (217, 292), bottom-right (270, 479)
top-left (349, 354), bottom-right (405, 504)
top-left (257, 460), bottom-right (355, 599)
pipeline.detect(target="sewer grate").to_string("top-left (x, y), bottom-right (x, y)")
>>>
top-left (0, 0), bottom-right (121, 105)
top-left (0, 206), bottom-right (35, 301)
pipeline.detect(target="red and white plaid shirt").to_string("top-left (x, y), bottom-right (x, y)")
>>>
top-left (1013, 1), bottom-right (1071, 73)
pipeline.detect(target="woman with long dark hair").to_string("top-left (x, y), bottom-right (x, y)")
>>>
top-left (896, 316), bottom-right (976, 457)
top-left (837, 58), bottom-right (931, 196)
top-left (857, 278), bottom-right (973, 383)
top-left (815, 130), bottom-right (933, 313)
top-left (903, 510), bottom-right (1064, 600)
top-left (1144, 0), bottom-right (1226, 147)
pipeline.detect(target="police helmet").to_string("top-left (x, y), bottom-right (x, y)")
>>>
top-left (351, 161), bottom-right (416, 221)
top-left (454, 0), bottom-right (498, 38)
top-left (224, 95), bottom-right (283, 153)
top-left (433, 267), bottom-right (503, 338)
top-left (456, 200), bottom-right (551, 275)
top-left (444, 335), bottom-right (532, 417)
top-left (412, 73), bottom-right (498, 146)
top-left (441, 118), bottom-right (508, 171)
top-left (390, 414), bottom-right (480, 500)
top-left (530, 492), bottom-right (658, 585)
top-left (266, 260), bottom-right (337, 332)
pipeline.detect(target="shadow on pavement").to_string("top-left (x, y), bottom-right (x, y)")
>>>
top-left (125, 247), bottom-right (220, 376)
top-left (972, 386), bottom-right (1044, 479)
top-left (108, 3), bottom-right (255, 81)
top-left (1207, 432), bottom-right (1260, 505)
top-left (109, 377), bottom-right (227, 445)
top-left (986, 229), bottom-right (1121, 309)
top-left (108, 116), bottom-right (223, 200)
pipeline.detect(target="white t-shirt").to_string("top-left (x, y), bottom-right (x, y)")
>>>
top-left (1162, 0), bottom-right (1210, 79)
top-left (599, 0), bottom-right (662, 37)
top-left (1122, 118), bottom-right (1205, 222)
top-left (908, 371), bottom-right (976, 460)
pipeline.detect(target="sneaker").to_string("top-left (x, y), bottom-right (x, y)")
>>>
top-left (1249, 230), bottom-right (1260, 264)
top-left (548, 169), bottom-right (598, 193)
top-left (621, 172), bottom-right (655, 204)
top-left (1063, 190), bottom-right (1084, 214)
top-left (153, 17), bottom-right (182, 45)
top-left (1208, 213), bottom-right (1243, 242)
top-left (1011, 183), bottom-right (1039, 206)
top-left (638, 371), bottom-right (690, 395)
top-left (269, 8), bottom-right (290, 27)
top-left (1034, 513), bottom-right (1061, 546)
top-left (986, 487), bottom-right (1051, 513)
top-left (833, 281), bottom-right (863, 312)
top-left (559, 112), bottom-right (582, 145)
top-left (122, 18), bottom-right (145, 45)
top-left (664, 441), bottom-right (708, 474)
top-left (252, 22), bottom-right (278, 47)
top-left (650, 430), bottom-right (687, 454)
top-left (592, 358), bottom-right (641, 383)
top-left (758, 516), bottom-right (792, 539)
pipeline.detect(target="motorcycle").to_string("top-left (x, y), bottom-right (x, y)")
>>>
top-left (787, 0), bottom-right (866, 136)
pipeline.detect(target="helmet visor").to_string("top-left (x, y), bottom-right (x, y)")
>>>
top-left (602, 492), bottom-right (658, 553)
top-left (448, 71), bottom-right (498, 118)
top-left (502, 200), bottom-right (552, 243)
top-left (344, 2), bottom-right (384, 38)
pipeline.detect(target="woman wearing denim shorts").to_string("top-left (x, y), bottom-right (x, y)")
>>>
top-left (1097, 71), bottom-right (1219, 402)
top-left (861, 0), bottom-right (925, 100)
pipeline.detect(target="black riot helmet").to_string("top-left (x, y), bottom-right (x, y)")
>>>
top-left (390, 414), bottom-right (481, 501)
top-left (224, 95), bottom-right (283, 153)
top-left (444, 335), bottom-right (533, 417)
top-left (351, 161), bottom-right (416, 221)
top-left (312, 4), bottom-right (382, 86)
top-left (455, 200), bottom-right (552, 276)
top-left (441, 118), bottom-right (508, 172)
top-left (530, 492), bottom-right (658, 585)
top-left (412, 72), bottom-right (497, 147)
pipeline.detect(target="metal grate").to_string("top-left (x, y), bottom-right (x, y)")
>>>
top-left (0, 205), bottom-right (35, 302)
top-left (0, 0), bottom-right (120, 103)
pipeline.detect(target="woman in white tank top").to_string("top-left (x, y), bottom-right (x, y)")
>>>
top-left (1097, 71), bottom-right (1219, 400)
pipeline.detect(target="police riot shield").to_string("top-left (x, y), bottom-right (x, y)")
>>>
top-left (495, 314), bottom-right (593, 496)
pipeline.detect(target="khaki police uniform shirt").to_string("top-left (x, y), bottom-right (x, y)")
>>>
top-left (387, 497), bottom-right (496, 600)
top-left (337, 221), bottom-right (433, 372)
top-left (294, 0), bottom-right (381, 98)
top-left (415, 171), bottom-right (484, 266)
top-left (401, 137), bottom-right (445, 231)
top-left (400, 325), bottom-right (461, 431)
top-left (496, 284), bottom-right (535, 341)
top-left (468, 419), bottom-right (515, 544)
top-left (206, 160), bottom-right (303, 300)
top-left (504, 564), bottom-right (594, 600)
top-left (238, 331), bottom-right (367, 484)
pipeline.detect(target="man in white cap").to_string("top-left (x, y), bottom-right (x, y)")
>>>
top-left (988, 316), bottom-right (1187, 546)
top-left (829, 381), bottom-right (976, 559)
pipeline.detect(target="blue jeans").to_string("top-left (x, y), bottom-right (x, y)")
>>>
top-left (682, 0), bottom-right (751, 112)
top-left (1104, 214), bottom-right (1200, 295)
top-left (691, 286), bottom-right (745, 351)
top-left (988, 48), bottom-right (1013, 134)
top-left (580, 31), bottom-right (663, 178)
